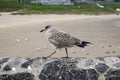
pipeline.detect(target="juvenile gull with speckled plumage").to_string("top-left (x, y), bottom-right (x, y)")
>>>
top-left (40, 25), bottom-right (91, 58)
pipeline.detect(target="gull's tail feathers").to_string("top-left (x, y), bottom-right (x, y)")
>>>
top-left (76, 41), bottom-right (92, 48)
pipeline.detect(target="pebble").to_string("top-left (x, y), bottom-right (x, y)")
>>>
top-left (71, 50), bottom-right (77, 53)
top-left (112, 51), bottom-right (116, 53)
top-left (27, 66), bottom-right (32, 71)
top-left (105, 51), bottom-right (110, 54)
top-left (108, 45), bottom-right (112, 47)
top-left (36, 48), bottom-right (41, 52)
top-left (90, 44), bottom-right (94, 47)
top-left (99, 45), bottom-right (104, 48)
top-left (43, 45), bottom-right (48, 49)
top-left (82, 49), bottom-right (85, 53)
top-left (16, 38), bottom-right (20, 43)
top-left (25, 38), bottom-right (28, 41)
top-left (12, 67), bottom-right (16, 71)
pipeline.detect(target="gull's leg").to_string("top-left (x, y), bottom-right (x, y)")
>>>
top-left (46, 47), bottom-right (57, 58)
top-left (65, 47), bottom-right (68, 58)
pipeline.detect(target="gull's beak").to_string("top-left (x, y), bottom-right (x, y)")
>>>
top-left (40, 29), bottom-right (45, 32)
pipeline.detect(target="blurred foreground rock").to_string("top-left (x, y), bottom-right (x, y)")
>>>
top-left (0, 56), bottom-right (120, 80)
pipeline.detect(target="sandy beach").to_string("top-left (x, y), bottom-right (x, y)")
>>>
top-left (0, 13), bottom-right (120, 58)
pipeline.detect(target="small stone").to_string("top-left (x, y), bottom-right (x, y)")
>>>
top-left (82, 49), bottom-right (85, 52)
top-left (99, 45), bottom-right (104, 48)
top-left (27, 66), bottom-right (32, 71)
top-left (90, 44), bottom-right (94, 47)
top-left (105, 51), bottom-right (110, 54)
top-left (12, 67), bottom-right (16, 71)
top-left (58, 76), bottom-right (62, 79)
top-left (95, 63), bottom-right (109, 73)
top-left (25, 38), bottom-right (28, 41)
top-left (71, 50), bottom-right (76, 53)
top-left (3, 65), bottom-right (12, 71)
top-left (16, 38), bottom-right (20, 43)
top-left (112, 51), bottom-right (116, 53)
top-left (36, 48), bottom-right (41, 52)
top-left (108, 45), bottom-right (112, 47)
top-left (43, 45), bottom-right (48, 49)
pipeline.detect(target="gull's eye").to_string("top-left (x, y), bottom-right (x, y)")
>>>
top-left (45, 26), bottom-right (49, 29)
top-left (45, 25), bottom-right (50, 29)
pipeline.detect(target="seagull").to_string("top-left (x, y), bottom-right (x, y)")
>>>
top-left (40, 25), bottom-right (91, 58)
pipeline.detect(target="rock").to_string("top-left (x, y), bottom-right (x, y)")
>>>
top-left (96, 57), bottom-right (105, 61)
top-left (0, 72), bottom-right (35, 80)
top-left (113, 62), bottom-right (120, 68)
top-left (105, 69), bottom-right (120, 80)
top-left (3, 65), bottom-right (12, 71)
top-left (7, 58), bottom-right (25, 68)
top-left (21, 57), bottom-right (46, 68)
top-left (0, 58), bottom-right (9, 64)
top-left (95, 63), bottom-right (109, 73)
top-left (39, 58), bottom-right (98, 80)
top-left (85, 59), bottom-right (94, 66)
top-left (21, 59), bottom-right (33, 68)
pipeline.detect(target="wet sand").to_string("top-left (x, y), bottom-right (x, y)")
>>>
top-left (0, 13), bottom-right (120, 58)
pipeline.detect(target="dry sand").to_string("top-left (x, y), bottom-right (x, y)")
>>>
top-left (0, 13), bottom-right (120, 58)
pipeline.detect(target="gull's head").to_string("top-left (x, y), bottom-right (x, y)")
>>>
top-left (40, 25), bottom-right (51, 32)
